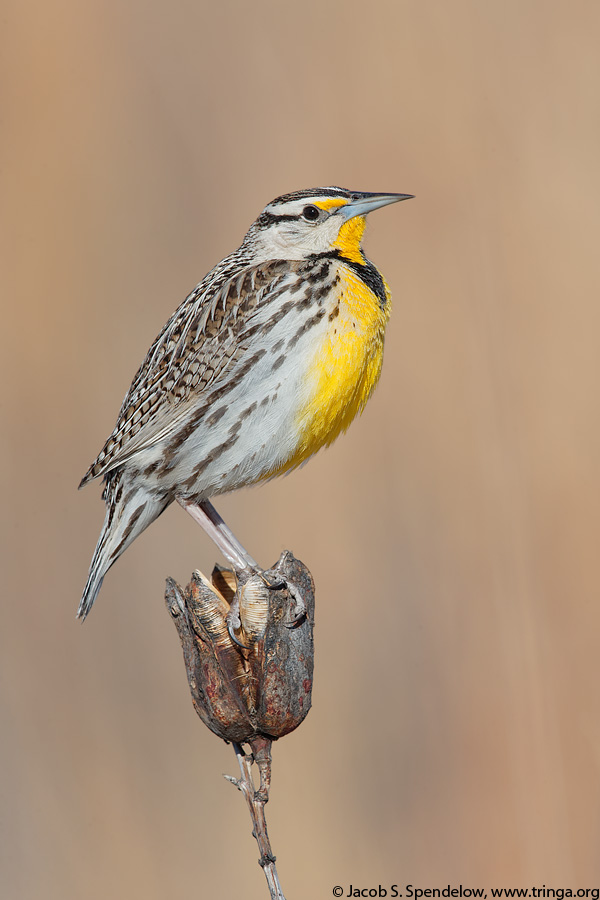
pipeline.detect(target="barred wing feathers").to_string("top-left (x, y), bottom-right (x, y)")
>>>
top-left (79, 258), bottom-right (292, 487)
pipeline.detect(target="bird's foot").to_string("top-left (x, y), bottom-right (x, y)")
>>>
top-left (226, 567), bottom-right (307, 645)
top-left (283, 580), bottom-right (307, 628)
top-left (226, 592), bottom-right (249, 649)
top-left (258, 570), bottom-right (306, 628)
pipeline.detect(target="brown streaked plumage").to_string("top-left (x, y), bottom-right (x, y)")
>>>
top-left (79, 187), bottom-right (412, 624)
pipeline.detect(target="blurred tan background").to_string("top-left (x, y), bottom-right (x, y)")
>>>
top-left (2, 0), bottom-right (600, 896)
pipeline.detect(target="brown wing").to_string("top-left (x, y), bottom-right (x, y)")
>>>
top-left (79, 257), bottom-right (293, 486)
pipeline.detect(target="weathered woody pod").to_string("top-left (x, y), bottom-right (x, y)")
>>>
top-left (165, 551), bottom-right (315, 745)
top-left (165, 551), bottom-right (315, 899)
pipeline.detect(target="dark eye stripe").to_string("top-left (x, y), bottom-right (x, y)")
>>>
top-left (255, 212), bottom-right (300, 228)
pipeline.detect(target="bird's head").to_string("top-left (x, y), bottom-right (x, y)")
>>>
top-left (245, 187), bottom-right (413, 263)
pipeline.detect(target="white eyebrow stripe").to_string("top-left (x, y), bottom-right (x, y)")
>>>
top-left (264, 200), bottom-right (306, 217)
top-left (266, 197), bottom-right (344, 217)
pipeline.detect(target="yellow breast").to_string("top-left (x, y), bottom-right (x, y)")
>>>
top-left (284, 263), bottom-right (391, 471)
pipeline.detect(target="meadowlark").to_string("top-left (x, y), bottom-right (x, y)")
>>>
top-left (79, 187), bottom-right (412, 624)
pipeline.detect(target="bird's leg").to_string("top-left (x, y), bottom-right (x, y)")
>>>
top-left (177, 497), bottom-right (259, 640)
top-left (177, 497), bottom-right (306, 634)
top-left (177, 497), bottom-right (259, 572)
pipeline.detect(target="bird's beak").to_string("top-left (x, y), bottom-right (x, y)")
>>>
top-left (337, 191), bottom-right (414, 221)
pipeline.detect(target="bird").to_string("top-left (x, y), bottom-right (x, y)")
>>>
top-left (79, 186), bottom-right (413, 624)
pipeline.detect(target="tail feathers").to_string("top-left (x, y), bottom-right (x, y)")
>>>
top-left (78, 548), bottom-right (108, 620)
top-left (78, 479), bottom-right (169, 620)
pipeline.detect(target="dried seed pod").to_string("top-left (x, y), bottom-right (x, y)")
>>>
top-left (166, 576), bottom-right (254, 742)
top-left (211, 565), bottom-right (237, 603)
top-left (253, 554), bottom-right (314, 738)
top-left (238, 575), bottom-right (270, 644)
top-left (188, 570), bottom-right (230, 648)
top-left (166, 553), bottom-right (315, 744)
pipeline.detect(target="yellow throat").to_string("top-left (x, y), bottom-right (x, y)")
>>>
top-left (285, 212), bottom-right (391, 472)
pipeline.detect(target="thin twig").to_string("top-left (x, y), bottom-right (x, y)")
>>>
top-left (225, 742), bottom-right (286, 900)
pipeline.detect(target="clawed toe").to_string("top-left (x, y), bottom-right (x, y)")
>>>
top-left (258, 571), bottom-right (307, 627)
top-left (226, 596), bottom-right (250, 649)
top-left (261, 572), bottom-right (306, 628)
top-left (225, 567), bottom-right (307, 645)
top-left (258, 571), bottom-right (286, 591)
top-left (282, 579), bottom-right (307, 628)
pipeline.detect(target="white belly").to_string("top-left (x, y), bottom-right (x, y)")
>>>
top-left (139, 297), bottom-right (334, 498)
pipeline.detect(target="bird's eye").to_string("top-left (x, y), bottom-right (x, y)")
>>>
top-left (302, 205), bottom-right (320, 222)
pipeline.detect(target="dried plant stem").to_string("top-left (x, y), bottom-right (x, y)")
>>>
top-left (167, 553), bottom-right (315, 898)
top-left (225, 740), bottom-right (286, 900)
